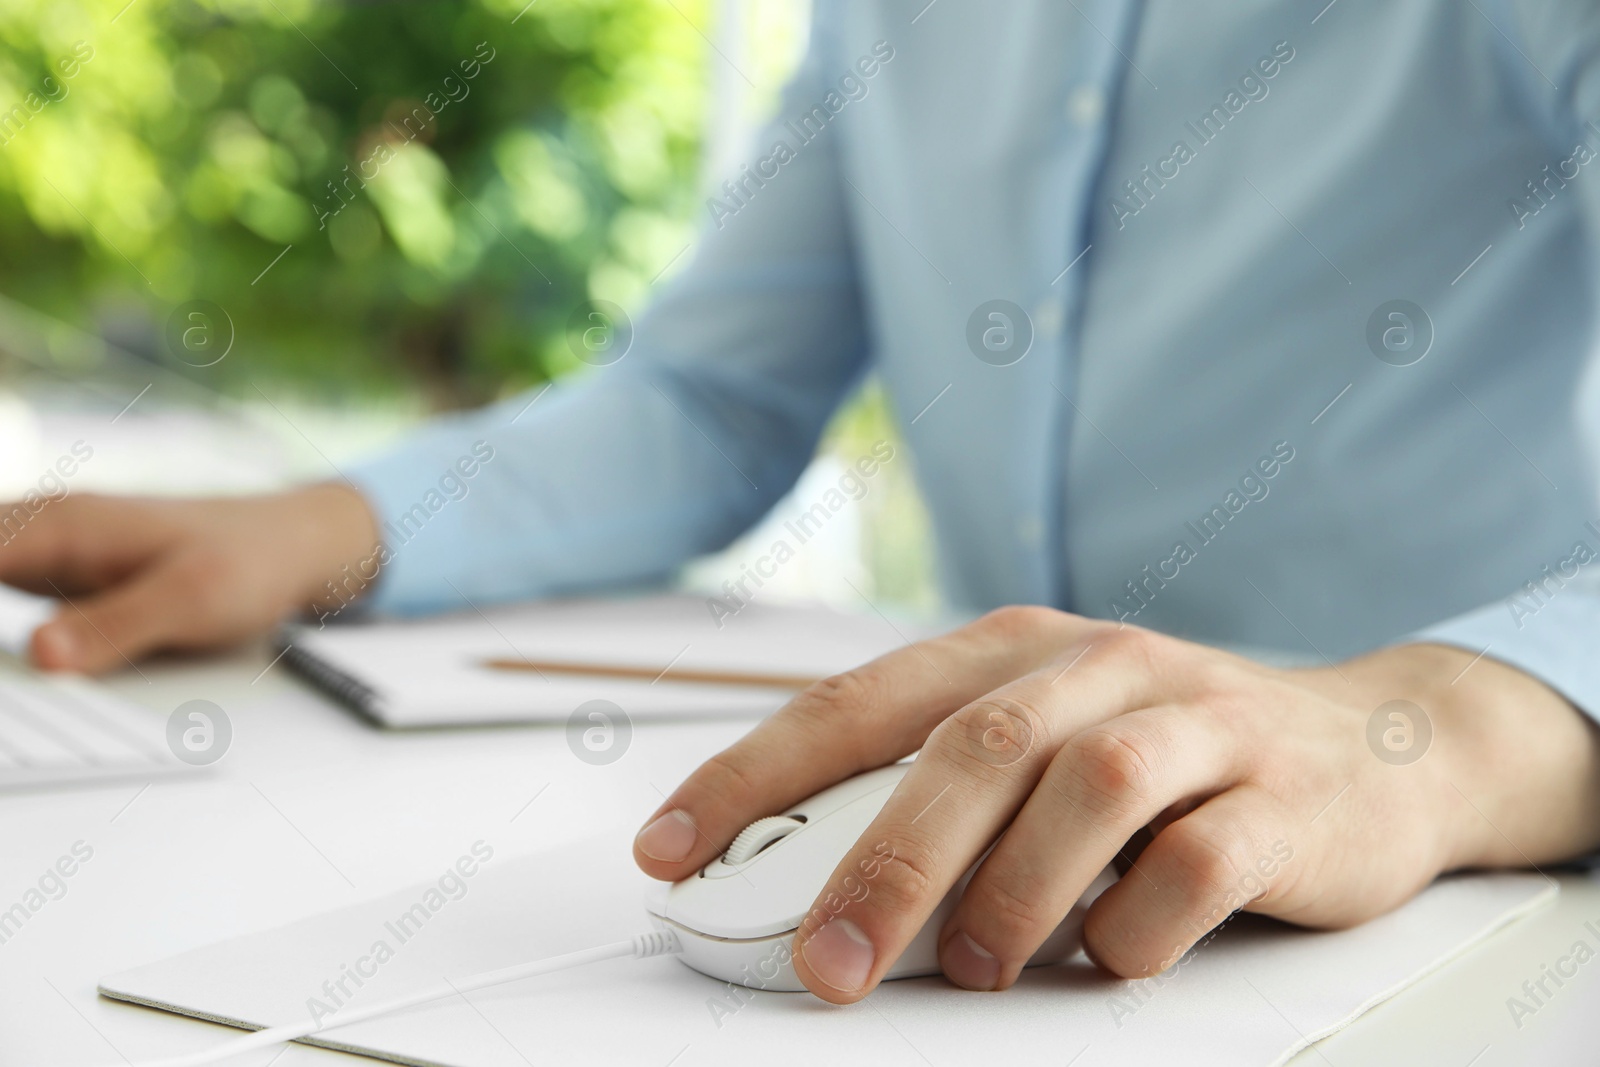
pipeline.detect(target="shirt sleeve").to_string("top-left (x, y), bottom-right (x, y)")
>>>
top-left (346, 8), bottom-right (868, 615)
top-left (1405, 0), bottom-right (1600, 721)
top-left (1411, 584), bottom-right (1600, 718)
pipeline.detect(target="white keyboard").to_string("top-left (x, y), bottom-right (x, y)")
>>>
top-left (0, 663), bottom-right (191, 791)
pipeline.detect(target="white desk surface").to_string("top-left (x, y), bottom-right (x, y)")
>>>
top-left (1, 642), bottom-right (1595, 1067)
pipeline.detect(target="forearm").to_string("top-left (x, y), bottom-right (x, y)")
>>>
top-left (347, 11), bottom-right (869, 614)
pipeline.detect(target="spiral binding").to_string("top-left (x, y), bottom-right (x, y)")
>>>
top-left (277, 639), bottom-right (383, 718)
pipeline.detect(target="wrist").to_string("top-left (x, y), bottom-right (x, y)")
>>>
top-left (1307, 643), bottom-right (1600, 870)
top-left (277, 482), bottom-right (383, 616)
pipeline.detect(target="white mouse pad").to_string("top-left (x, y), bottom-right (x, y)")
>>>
top-left (99, 836), bottom-right (1554, 1067)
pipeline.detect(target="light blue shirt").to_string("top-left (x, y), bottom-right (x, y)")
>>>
top-left (352, 0), bottom-right (1600, 718)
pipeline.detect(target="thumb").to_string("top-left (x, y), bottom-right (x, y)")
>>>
top-left (31, 563), bottom-right (198, 674)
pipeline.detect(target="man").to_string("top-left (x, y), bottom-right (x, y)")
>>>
top-left (3, 0), bottom-right (1598, 1002)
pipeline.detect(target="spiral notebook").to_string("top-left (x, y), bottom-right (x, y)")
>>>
top-left (276, 593), bottom-right (938, 728)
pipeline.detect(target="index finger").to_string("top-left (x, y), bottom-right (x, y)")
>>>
top-left (632, 607), bottom-right (1092, 881)
top-left (0, 494), bottom-right (168, 594)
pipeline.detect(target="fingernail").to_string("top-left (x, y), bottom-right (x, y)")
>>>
top-left (801, 918), bottom-right (875, 993)
top-left (636, 810), bottom-right (697, 863)
top-left (943, 930), bottom-right (1000, 991)
top-left (32, 624), bottom-right (79, 670)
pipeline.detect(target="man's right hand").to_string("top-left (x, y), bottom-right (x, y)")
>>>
top-left (0, 483), bottom-right (381, 674)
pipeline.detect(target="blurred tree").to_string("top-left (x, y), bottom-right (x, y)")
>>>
top-left (0, 0), bottom-right (709, 406)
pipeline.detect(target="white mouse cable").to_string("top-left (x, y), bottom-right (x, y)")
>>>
top-left (112, 930), bottom-right (683, 1067)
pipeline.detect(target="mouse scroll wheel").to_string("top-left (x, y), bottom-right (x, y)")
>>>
top-left (724, 815), bottom-right (806, 865)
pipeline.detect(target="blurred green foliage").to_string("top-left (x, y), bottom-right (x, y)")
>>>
top-left (0, 0), bottom-right (712, 405)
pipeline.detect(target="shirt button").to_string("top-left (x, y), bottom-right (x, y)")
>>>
top-left (1033, 297), bottom-right (1064, 340)
top-left (1066, 85), bottom-right (1105, 126)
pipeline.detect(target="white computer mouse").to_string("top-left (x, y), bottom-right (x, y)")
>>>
top-left (646, 762), bottom-right (1117, 991)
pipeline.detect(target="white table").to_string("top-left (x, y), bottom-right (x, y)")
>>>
top-left (1, 642), bottom-right (1594, 1067)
